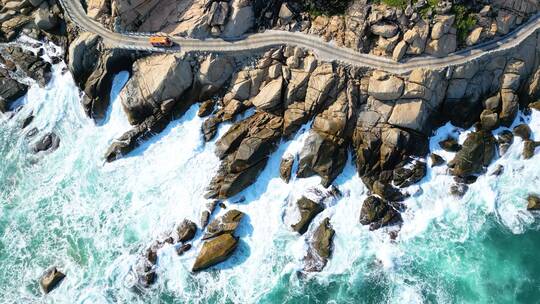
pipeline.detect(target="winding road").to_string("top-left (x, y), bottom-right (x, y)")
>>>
top-left (60, 0), bottom-right (540, 74)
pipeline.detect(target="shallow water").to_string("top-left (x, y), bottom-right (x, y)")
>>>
top-left (1, 43), bottom-right (540, 304)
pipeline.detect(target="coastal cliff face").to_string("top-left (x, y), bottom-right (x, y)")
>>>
top-left (2, 0), bottom-right (540, 283)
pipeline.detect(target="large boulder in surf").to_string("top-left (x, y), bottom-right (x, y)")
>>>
top-left (527, 194), bottom-right (540, 211)
top-left (4, 47), bottom-right (51, 87)
top-left (175, 219), bottom-right (197, 243)
top-left (202, 210), bottom-right (244, 240)
top-left (206, 112), bottom-right (283, 199)
top-left (449, 131), bottom-right (496, 177)
top-left (192, 233), bottom-right (239, 272)
top-left (304, 217), bottom-right (335, 272)
top-left (359, 195), bottom-right (402, 230)
top-left (39, 267), bottom-right (66, 294)
top-left (279, 154), bottom-right (294, 183)
top-left (0, 67), bottom-right (27, 112)
top-left (69, 32), bottom-right (134, 120)
top-left (120, 54), bottom-right (193, 125)
top-left (291, 197), bottom-right (324, 235)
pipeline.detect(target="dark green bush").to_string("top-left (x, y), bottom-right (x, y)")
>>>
top-left (304, 0), bottom-right (352, 16)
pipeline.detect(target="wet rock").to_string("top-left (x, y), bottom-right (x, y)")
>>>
top-left (529, 101), bottom-right (540, 111)
top-left (490, 164), bottom-right (504, 176)
top-left (527, 194), bottom-right (540, 211)
top-left (32, 132), bottom-right (60, 153)
top-left (359, 195), bottom-right (402, 230)
top-left (198, 100), bottom-right (216, 117)
top-left (40, 267), bottom-right (65, 294)
top-left (450, 183), bottom-right (469, 198)
top-left (104, 111), bottom-right (170, 162)
top-left (192, 233), bottom-right (239, 272)
top-left (291, 197), bottom-right (324, 235)
top-left (439, 137), bottom-right (461, 152)
top-left (206, 112), bottom-right (283, 199)
top-left (393, 160), bottom-right (426, 188)
top-left (479, 109), bottom-right (499, 131)
top-left (203, 210), bottom-right (244, 240)
top-left (303, 217), bottom-right (335, 272)
top-left (5, 47), bottom-right (51, 86)
top-left (202, 116), bottom-right (221, 142)
top-left (450, 131), bottom-right (496, 177)
top-left (454, 175), bottom-right (478, 185)
top-left (176, 219), bottom-right (197, 243)
top-left (497, 130), bottom-right (514, 155)
top-left (372, 180), bottom-right (408, 202)
top-left (21, 113), bottom-right (34, 129)
top-left (430, 153), bottom-right (445, 167)
top-left (513, 124), bottom-right (531, 141)
top-left (0, 68), bottom-right (27, 112)
top-left (176, 243), bottom-right (192, 255)
top-left (297, 131), bottom-right (347, 187)
top-left (280, 154), bottom-right (294, 183)
top-left (523, 140), bottom-right (540, 159)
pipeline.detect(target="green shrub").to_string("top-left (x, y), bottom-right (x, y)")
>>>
top-left (304, 0), bottom-right (352, 16)
top-left (453, 4), bottom-right (477, 44)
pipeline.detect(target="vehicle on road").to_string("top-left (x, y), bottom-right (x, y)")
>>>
top-left (149, 36), bottom-right (173, 47)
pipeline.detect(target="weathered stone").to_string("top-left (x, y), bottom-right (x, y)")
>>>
top-left (430, 153), bottom-right (445, 167)
top-left (368, 73), bottom-right (404, 101)
top-left (303, 217), bottom-right (335, 272)
top-left (359, 196), bottom-right (401, 230)
top-left (439, 137), bottom-right (461, 152)
top-left (513, 124), bottom-right (531, 140)
top-left (32, 132), bottom-right (60, 153)
top-left (203, 210), bottom-right (244, 240)
top-left (291, 197), bottom-right (324, 235)
top-left (192, 233), bottom-right (239, 272)
top-left (40, 267), bottom-right (65, 294)
top-left (176, 219), bottom-right (197, 243)
top-left (280, 154), bottom-right (294, 183)
top-left (450, 131), bottom-right (496, 177)
top-left (527, 194), bottom-right (540, 211)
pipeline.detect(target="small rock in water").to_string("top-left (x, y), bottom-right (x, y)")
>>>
top-left (22, 113), bottom-right (34, 129)
top-left (279, 154), bottom-right (294, 183)
top-left (523, 141), bottom-right (540, 159)
top-left (176, 219), bottom-right (197, 243)
top-left (439, 137), bottom-right (461, 152)
top-left (497, 130), bottom-right (514, 155)
top-left (490, 165), bottom-right (504, 176)
top-left (176, 243), bottom-right (192, 255)
top-left (513, 124), bottom-right (531, 141)
top-left (291, 197), bottom-right (324, 235)
top-left (198, 100), bottom-right (216, 117)
top-left (32, 132), bottom-right (60, 153)
top-left (430, 153), bottom-right (445, 167)
top-left (450, 183), bottom-right (469, 198)
top-left (40, 267), bottom-right (65, 294)
top-left (527, 194), bottom-right (540, 211)
top-left (218, 202), bottom-right (227, 209)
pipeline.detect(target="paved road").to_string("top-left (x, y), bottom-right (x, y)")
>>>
top-left (60, 0), bottom-right (540, 74)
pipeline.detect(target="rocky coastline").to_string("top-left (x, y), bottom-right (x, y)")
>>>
top-left (1, 0), bottom-right (540, 290)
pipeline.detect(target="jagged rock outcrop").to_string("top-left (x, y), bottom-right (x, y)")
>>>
top-left (291, 196), bottom-right (324, 235)
top-left (449, 131), bottom-right (497, 177)
top-left (68, 32), bottom-right (134, 120)
top-left (359, 195), bottom-right (402, 231)
top-left (193, 209), bottom-right (244, 272)
top-left (120, 54), bottom-right (193, 125)
top-left (303, 217), bottom-right (335, 272)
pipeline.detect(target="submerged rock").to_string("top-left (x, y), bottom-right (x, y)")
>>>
top-left (497, 130), bottom-right (514, 155)
top-left (523, 140), bottom-right (540, 159)
top-left (32, 132), bottom-right (60, 153)
top-left (192, 233), bottom-right (239, 272)
top-left (304, 217), bottom-right (335, 272)
top-left (291, 197), bottom-right (324, 235)
top-left (40, 267), bottom-right (65, 294)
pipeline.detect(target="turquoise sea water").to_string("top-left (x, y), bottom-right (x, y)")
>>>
top-left (1, 42), bottom-right (540, 303)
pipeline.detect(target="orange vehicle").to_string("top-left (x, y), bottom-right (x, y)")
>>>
top-left (149, 36), bottom-right (173, 47)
